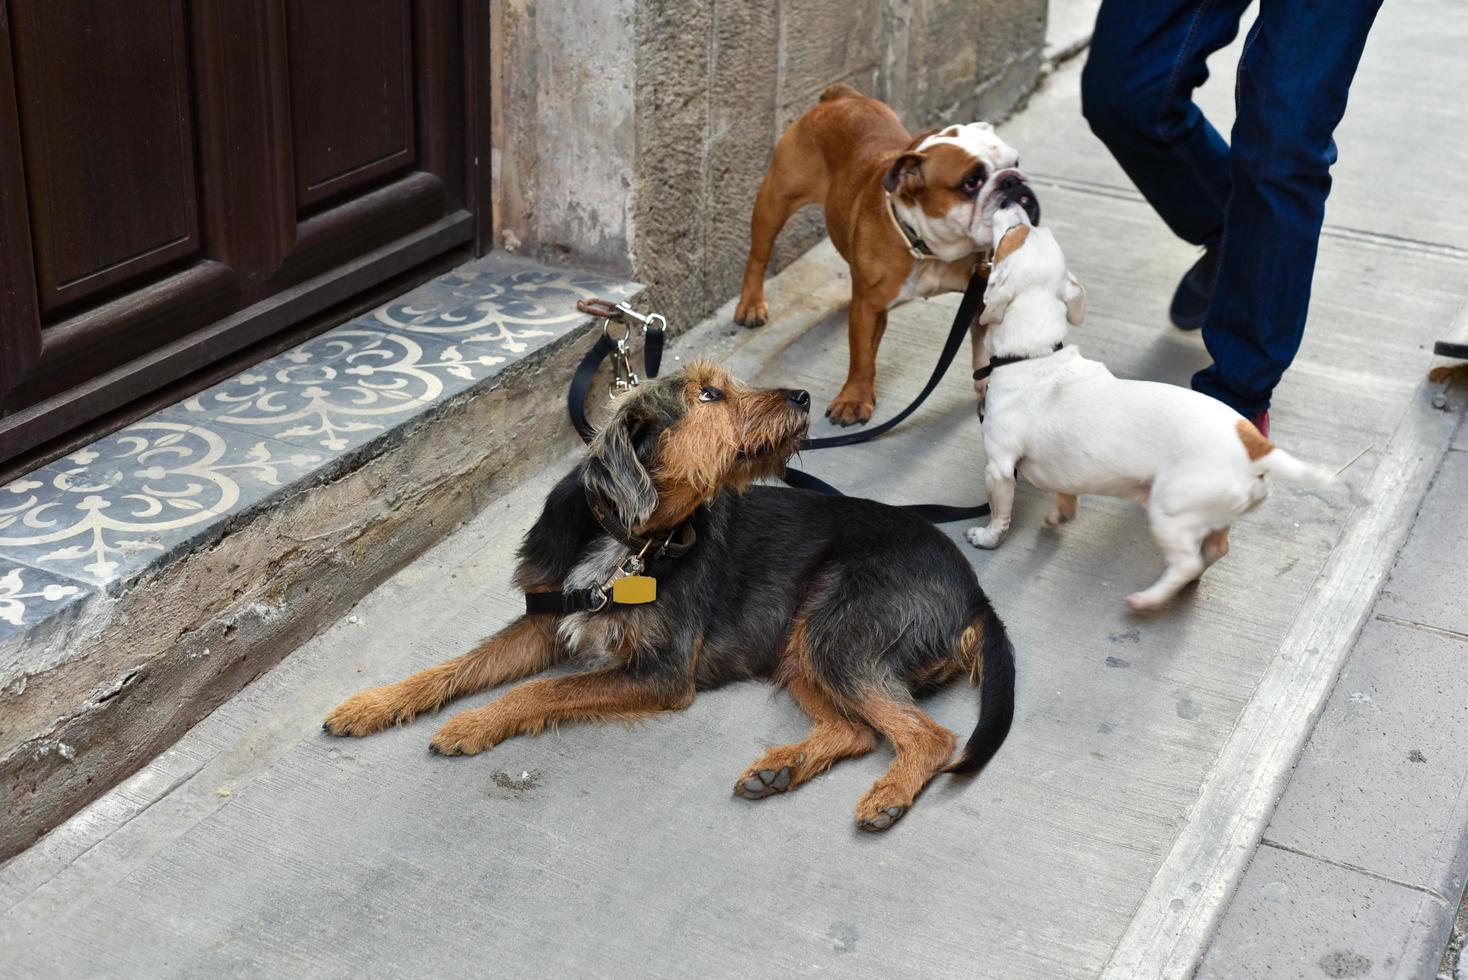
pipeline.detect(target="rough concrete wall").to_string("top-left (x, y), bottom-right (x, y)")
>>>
top-left (495, 0), bottom-right (1046, 328)
top-left (491, 0), bottom-right (639, 273)
top-left (883, 0), bottom-right (1047, 125)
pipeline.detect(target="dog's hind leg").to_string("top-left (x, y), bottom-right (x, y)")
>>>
top-left (735, 136), bottom-right (821, 328)
top-left (1126, 512), bottom-right (1209, 611)
top-left (849, 692), bottom-right (958, 832)
top-left (1202, 526), bottom-right (1231, 567)
top-left (1045, 492), bottom-right (1078, 527)
top-left (429, 667), bottom-right (693, 756)
top-left (323, 615), bottom-right (564, 737)
top-left (734, 673), bottom-right (878, 800)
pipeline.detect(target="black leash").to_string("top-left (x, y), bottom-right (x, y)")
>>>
top-left (570, 299), bottom-right (666, 442)
top-left (567, 277), bottom-right (991, 524)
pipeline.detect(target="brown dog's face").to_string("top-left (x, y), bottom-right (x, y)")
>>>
top-left (583, 362), bottom-right (810, 532)
top-left (883, 123), bottom-right (1037, 255)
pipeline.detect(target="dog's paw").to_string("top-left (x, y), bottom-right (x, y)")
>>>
top-left (428, 711), bottom-right (502, 757)
top-left (855, 803), bottom-right (908, 833)
top-left (1124, 591), bottom-right (1165, 612)
top-left (855, 779), bottom-right (912, 832)
top-left (322, 688), bottom-right (412, 737)
top-left (734, 766), bottom-right (794, 800)
top-left (964, 526), bottom-right (1004, 550)
top-left (825, 389), bottom-right (875, 427)
top-left (734, 296), bottom-right (768, 328)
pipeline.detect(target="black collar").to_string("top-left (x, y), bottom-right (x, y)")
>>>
top-left (888, 197), bottom-right (935, 259)
top-left (973, 342), bottom-right (1064, 382)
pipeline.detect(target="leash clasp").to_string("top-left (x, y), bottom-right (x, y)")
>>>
top-left (608, 326), bottom-right (641, 398)
top-left (579, 296), bottom-right (668, 400)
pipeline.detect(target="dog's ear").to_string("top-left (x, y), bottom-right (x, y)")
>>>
top-left (979, 263), bottom-right (1014, 327)
top-left (993, 224), bottom-right (1030, 265)
top-left (1062, 271), bottom-right (1086, 327)
top-left (584, 402), bottom-right (658, 531)
top-left (883, 151), bottom-right (926, 195)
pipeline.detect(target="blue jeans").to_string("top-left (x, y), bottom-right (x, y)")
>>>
top-left (1080, 0), bottom-right (1383, 415)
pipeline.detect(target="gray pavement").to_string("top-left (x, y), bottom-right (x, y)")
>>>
top-left (2, 2), bottom-right (1467, 977)
top-left (1200, 428), bottom-right (1468, 979)
top-left (1042, 0), bottom-right (1099, 64)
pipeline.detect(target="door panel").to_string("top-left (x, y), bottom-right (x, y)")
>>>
top-left (0, 0), bottom-right (485, 468)
top-left (8, 0), bottom-right (200, 315)
top-left (287, 0), bottom-right (415, 211)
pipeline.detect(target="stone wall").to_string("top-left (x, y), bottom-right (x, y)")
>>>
top-left (492, 0), bottom-right (1047, 330)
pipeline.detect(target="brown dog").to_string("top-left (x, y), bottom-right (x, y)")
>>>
top-left (324, 362), bottom-right (1015, 831)
top-left (734, 84), bottom-right (1039, 425)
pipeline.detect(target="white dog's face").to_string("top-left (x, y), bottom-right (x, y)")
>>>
top-left (883, 123), bottom-right (1039, 261)
top-left (980, 207), bottom-right (1086, 330)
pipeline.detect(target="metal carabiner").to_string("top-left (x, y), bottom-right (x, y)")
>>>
top-left (610, 339), bottom-right (639, 399)
top-left (584, 298), bottom-right (662, 400)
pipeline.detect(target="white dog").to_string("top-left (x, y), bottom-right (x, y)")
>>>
top-left (964, 208), bottom-right (1334, 610)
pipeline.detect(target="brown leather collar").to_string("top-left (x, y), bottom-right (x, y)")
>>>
top-left (886, 196), bottom-right (936, 260)
top-left (584, 486), bottom-right (698, 559)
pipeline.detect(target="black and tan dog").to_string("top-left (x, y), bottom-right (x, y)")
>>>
top-left (323, 362), bottom-right (1015, 831)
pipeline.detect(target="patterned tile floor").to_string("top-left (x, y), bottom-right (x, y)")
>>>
top-left (0, 253), bottom-right (639, 640)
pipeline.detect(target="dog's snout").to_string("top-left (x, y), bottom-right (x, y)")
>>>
top-left (998, 177), bottom-right (1041, 226)
top-left (787, 389), bottom-right (811, 411)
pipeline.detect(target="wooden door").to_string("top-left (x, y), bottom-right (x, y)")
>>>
top-left (0, 0), bottom-right (488, 466)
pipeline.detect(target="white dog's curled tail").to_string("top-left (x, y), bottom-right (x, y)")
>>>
top-left (1236, 419), bottom-right (1334, 487)
top-left (1256, 448), bottom-right (1336, 487)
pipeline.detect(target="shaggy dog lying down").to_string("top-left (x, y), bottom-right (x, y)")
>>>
top-left (327, 363), bottom-right (1015, 832)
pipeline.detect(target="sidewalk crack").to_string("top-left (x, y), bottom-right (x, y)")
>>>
top-left (1259, 838), bottom-right (1453, 903)
top-left (1374, 614), bottom-right (1468, 645)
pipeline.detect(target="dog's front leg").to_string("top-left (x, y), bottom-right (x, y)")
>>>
top-left (826, 296), bottom-right (888, 426)
top-left (429, 666), bottom-right (694, 756)
top-left (970, 313), bottom-right (990, 407)
top-left (323, 614), bottom-right (564, 737)
top-left (965, 459), bottom-right (1016, 550)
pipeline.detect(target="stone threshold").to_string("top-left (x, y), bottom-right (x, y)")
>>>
top-left (0, 253), bottom-right (641, 859)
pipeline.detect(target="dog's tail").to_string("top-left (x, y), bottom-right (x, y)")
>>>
top-left (944, 603), bottom-right (1015, 776)
top-left (1238, 418), bottom-right (1334, 487)
top-left (1256, 447), bottom-right (1335, 487)
top-left (818, 83), bottom-right (862, 103)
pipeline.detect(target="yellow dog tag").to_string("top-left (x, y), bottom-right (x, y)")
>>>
top-left (612, 575), bottom-right (657, 604)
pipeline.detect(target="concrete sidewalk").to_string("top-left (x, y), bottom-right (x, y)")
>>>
top-left (2, 2), bottom-right (1467, 978)
top-left (1201, 408), bottom-right (1468, 979)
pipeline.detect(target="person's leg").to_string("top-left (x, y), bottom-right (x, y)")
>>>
top-left (1193, 0), bottom-right (1385, 417)
top-left (1081, 0), bottom-right (1253, 248)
